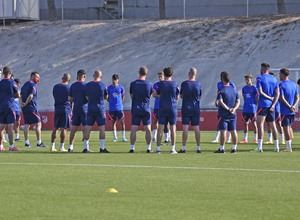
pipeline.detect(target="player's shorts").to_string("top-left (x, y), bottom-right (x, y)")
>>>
top-left (257, 107), bottom-right (275, 122)
top-left (275, 112), bottom-right (281, 122)
top-left (242, 112), bottom-right (257, 123)
top-left (54, 111), bottom-right (71, 129)
top-left (218, 117), bottom-right (236, 131)
top-left (182, 115), bottom-right (200, 126)
top-left (71, 112), bottom-right (87, 126)
top-left (23, 110), bottom-right (41, 124)
top-left (108, 110), bottom-right (124, 121)
top-left (158, 113), bottom-right (177, 126)
top-left (152, 109), bottom-right (159, 120)
top-left (0, 111), bottom-right (16, 124)
top-left (87, 113), bottom-right (106, 126)
top-left (281, 115), bottom-right (294, 127)
top-left (15, 111), bottom-right (21, 121)
top-left (131, 111), bottom-right (151, 126)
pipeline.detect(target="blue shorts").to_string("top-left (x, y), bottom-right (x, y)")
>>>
top-left (54, 111), bottom-right (71, 129)
top-left (281, 115), bottom-right (294, 126)
top-left (182, 115), bottom-right (200, 126)
top-left (87, 113), bottom-right (106, 126)
top-left (0, 111), bottom-right (16, 124)
top-left (131, 112), bottom-right (151, 126)
top-left (275, 112), bottom-right (281, 122)
top-left (257, 107), bottom-right (275, 122)
top-left (23, 111), bottom-right (41, 124)
top-left (152, 109), bottom-right (159, 120)
top-left (242, 112), bottom-right (256, 122)
top-left (71, 113), bottom-right (87, 126)
top-left (218, 117), bottom-right (236, 131)
top-left (159, 113), bottom-right (177, 126)
top-left (108, 110), bottom-right (124, 121)
top-left (15, 111), bottom-right (21, 121)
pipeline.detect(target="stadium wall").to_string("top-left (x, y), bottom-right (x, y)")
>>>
top-left (21, 110), bottom-right (300, 131)
top-left (39, 0), bottom-right (300, 20)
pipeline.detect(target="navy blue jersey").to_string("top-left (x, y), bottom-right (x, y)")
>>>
top-left (217, 85), bottom-right (239, 119)
top-left (69, 81), bottom-right (88, 115)
top-left (157, 80), bottom-right (179, 116)
top-left (21, 80), bottom-right (37, 112)
top-left (0, 78), bottom-right (19, 111)
top-left (85, 80), bottom-right (107, 115)
top-left (53, 83), bottom-right (71, 113)
top-left (242, 85), bottom-right (258, 114)
top-left (180, 80), bottom-right (201, 116)
top-left (130, 79), bottom-right (152, 114)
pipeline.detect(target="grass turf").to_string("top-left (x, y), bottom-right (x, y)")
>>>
top-left (1, 130), bottom-right (300, 220)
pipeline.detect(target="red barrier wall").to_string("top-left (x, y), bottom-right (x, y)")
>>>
top-left (21, 110), bottom-right (300, 131)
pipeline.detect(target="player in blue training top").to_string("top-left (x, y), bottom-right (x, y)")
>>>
top-left (279, 68), bottom-right (299, 152)
top-left (153, 67), bottom-right (180, 154)
top-left (240, 73), bottom-right (258, 144)
top-left (68, 69), bottom-right (88, 152)
top-left (50, 73), bottom-right (72, 152)
top-left (83, 70), bottom-right (109, 153)
top-left (107, 74), bottom-right (127, 142)
top-left (179, 67), bottom-right (202, 153)
top-left (253, 63), bottom-right (279, 153)
top-left (211, 72), bottom-right (236, 143)
top-left (21, 71), bottom-right (48, 148)
top-left (129, 66), bottom-right (153, 153)
top-left (214, 71), bottom-right (240, 154)
top-left (152, 72), bottom-right (170, 143)
top-left (0, 66), bottom-right (20, 151)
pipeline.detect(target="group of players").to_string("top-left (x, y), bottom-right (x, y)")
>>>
top-left (0, 62), bottom-right (298, 153)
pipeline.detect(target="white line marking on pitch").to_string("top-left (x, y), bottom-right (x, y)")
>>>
top-left (0, 162), bottom-right (300, 174)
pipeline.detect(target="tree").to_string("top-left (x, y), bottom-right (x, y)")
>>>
top-left (47, 0), bottom-right (57, 21)
top-left (277, 0), bottom-right (286, 14)
top-left (159, 0), bottom-right (166, 19)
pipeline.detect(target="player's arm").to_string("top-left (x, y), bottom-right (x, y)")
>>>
top-left (230, 98), bottom-right (240, 115)
top-left (257, 87), bottom-right (274, 101)
top-left (218, 98), bottom-right (229, 111)
top-left (14, 91), bottom-right (20, 98)
top-left (152, 91), bottom-right (159, 98)
top-left (270, 88), bottom-right (279, 111)
top-left (21, 94), bottom-right (33, 108)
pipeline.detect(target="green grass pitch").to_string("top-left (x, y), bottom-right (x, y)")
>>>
top-left (1, 130), bottom-right (300, 220)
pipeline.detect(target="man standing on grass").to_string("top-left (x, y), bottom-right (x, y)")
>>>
top-left (178, 67), bottom-right (202, 153)
top-left (50, 73), bottom-right (72, 152)
top-left (240, 73), bottom-right (258, 144)
top-left (12, 78), bottom-right (22, 142)
top-left (0, 66), bottom-right (21, 151)
top-left (214, 71), bottom-right (240, 154)
top-left (107, 74), bottom-right (128, 143)
top-left (153, 67), bottom-right (180, 154)
top-left (21, 71), bottom-right (48, 148)
top-left (68, 69), bottom-right (88, 152)
top-left (253, 63), bottom-right (279, 153)
top-left (129, 66), bottom-right (153, 153)
top-left (83, 70), bottom-right (109, 153)
top-left (278, 68), bottom-right (299, 152)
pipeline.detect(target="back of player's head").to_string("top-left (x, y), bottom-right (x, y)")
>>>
top-left (189, 67), bottom-right (197, 76)
top-left (3, 66), bottom-right (12, 77)
top-left (261, 63), bottom-right (270, 71)
top-left (221, 71), bottom-right (230, 83)
top-left (269, 72), bottom-right (274, 76)
top-left (163, 67), bottom-right (174, 78)
top-left (62, 73), bottom-right (71, 82)
top-left (77, 69), bottom-right (86, 77)
top-left (30, 71), bottom-right (39, 78)
top-left (14, 78), bottom-right (21, 84)
top-left (297, 78), bottom-right (300, 86)
top-left (112, 74), bottom-right (119, 80)
top-left (280, 68), bottom-right (289, 76)
top-left (94, 69), bottom-right (102, 79)
top-left (139, 66), bottom-right (148, 76)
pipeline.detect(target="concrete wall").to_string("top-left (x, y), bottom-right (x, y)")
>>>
top-left (39, 0), bottom-right (300, 20)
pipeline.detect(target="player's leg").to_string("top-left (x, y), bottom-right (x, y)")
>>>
top-left (14, 116), bottom-right (21, 141)
top-left (23, 124), bottom-right (31, 147)
top-left (276, 119), bottom-right (285, 144)
top-left (112, 119), bottom-right (117, 141)
top-left (129, 115), bottom-right (141, 153)
top-left (155, 123), bottom-right (164, 153)
top-left (252, 120), bottom-right (258, 144)
top-left (267, 111), bottom-right (279, 152)
top-left (265, 122), bottom-right (273, 144)
top-left (119, 112), bottom-right (127, 142)
top-left (59, 128), bottom-right (67, 152)
top-left (164, 122), bottom-right (170, 143)
top-left (144, 124), bottom-right (152, 152)
top-left (180, 124), bottom-right (189, 153)
top-left (83, 125), bottom-right (93, 152)
top-left (152, 110), bottom-right (158, 142)
top-left (193, 124), bottom-right (201, 153)
top-left (99, 123), bottom-right (109, 153)
top-left (241, 113), bottom-right (249, 143)
top-left (50, 128), bottom-right (59, 151)
top-left (0, 124), bottom-right (5, 151)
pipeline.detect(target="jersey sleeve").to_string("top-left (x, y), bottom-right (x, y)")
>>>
top-left (256, 77), bottom-right (262, 89)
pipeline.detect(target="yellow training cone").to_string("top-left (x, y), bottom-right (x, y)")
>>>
top-left (106, 188), bottom-right (118, 193)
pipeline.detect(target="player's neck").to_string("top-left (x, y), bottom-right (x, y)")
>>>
top-left (165, 77), bottom-right (172, 81)
top-left (138, 76), bottom-right (146, 80)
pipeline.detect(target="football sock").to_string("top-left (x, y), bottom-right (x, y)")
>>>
top-left (286, 140), bottom-right (292, 149)
top-left (232, 144), bottom-right (237, 150)
top-left (220, 145), bottom-right (225, 151)
top-left (15, 133), bottom-right (19, 139)
top-left (268, 133), bottom-right (272, 141)
top-left (100, 139), bottom-right (105, 150)
top-left (254, 133), bottom-right (257, 141)
top-left (274, 140), bottom-right (279, 150)
top-left (146, 144), bottom-right (151, 150)
top-left (156, 146), bottom-right (161, 152)
top-left (170, 145), bottom-right (176, 152)
top-left (25, 140), bottom-right (30, 145)
top-left (258, 139), bottom-right (263, 150)
top-left (60, 143), bottom-right (65, 149)
top-left (280, 134), bottom-right (285, 142)
top-left (243, 133), bottom-right (248, 140)
top-left (69, 144), bottom-right (73, 150)
top-left (130, 145), bottom-right (135, 151)
top-left (164, 133), bottom-right (168, 141)
top-left (182, 146), bottom-right (186, 151)
top-left (122, 130), bottom-right (126, 139)
top-left (112, 130), bottom-right (117, 139)
top-left (215, 131), bottom-right (220, 140)
top-left (84, 140), bottom-right (89, 149)
top-left (197, 146), bottom-right (201, 151)
top-left (37, 140), bottom-right (42, 145)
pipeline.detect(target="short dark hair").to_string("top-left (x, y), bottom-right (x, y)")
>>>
top-left (14, 78), bottom-right (21, 84)
top-left (3, 66), bottom-right (11, 76)
top-left (139, 66), bottom-right (148, 76)
top-left (261, 63), bottom-right (270, 70)
top-left (297, 78), bottom-right (300, 86)
top-left (221, 71), bottom-right (230, 83)
top-left (280, 68), bottom-right (289, 76)
top-left (31, 71), bottom-right (39, 77)
top-left (112, 74), bottom-right (119, 80)
top-left (163, 67), bottom-right (174, 78)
